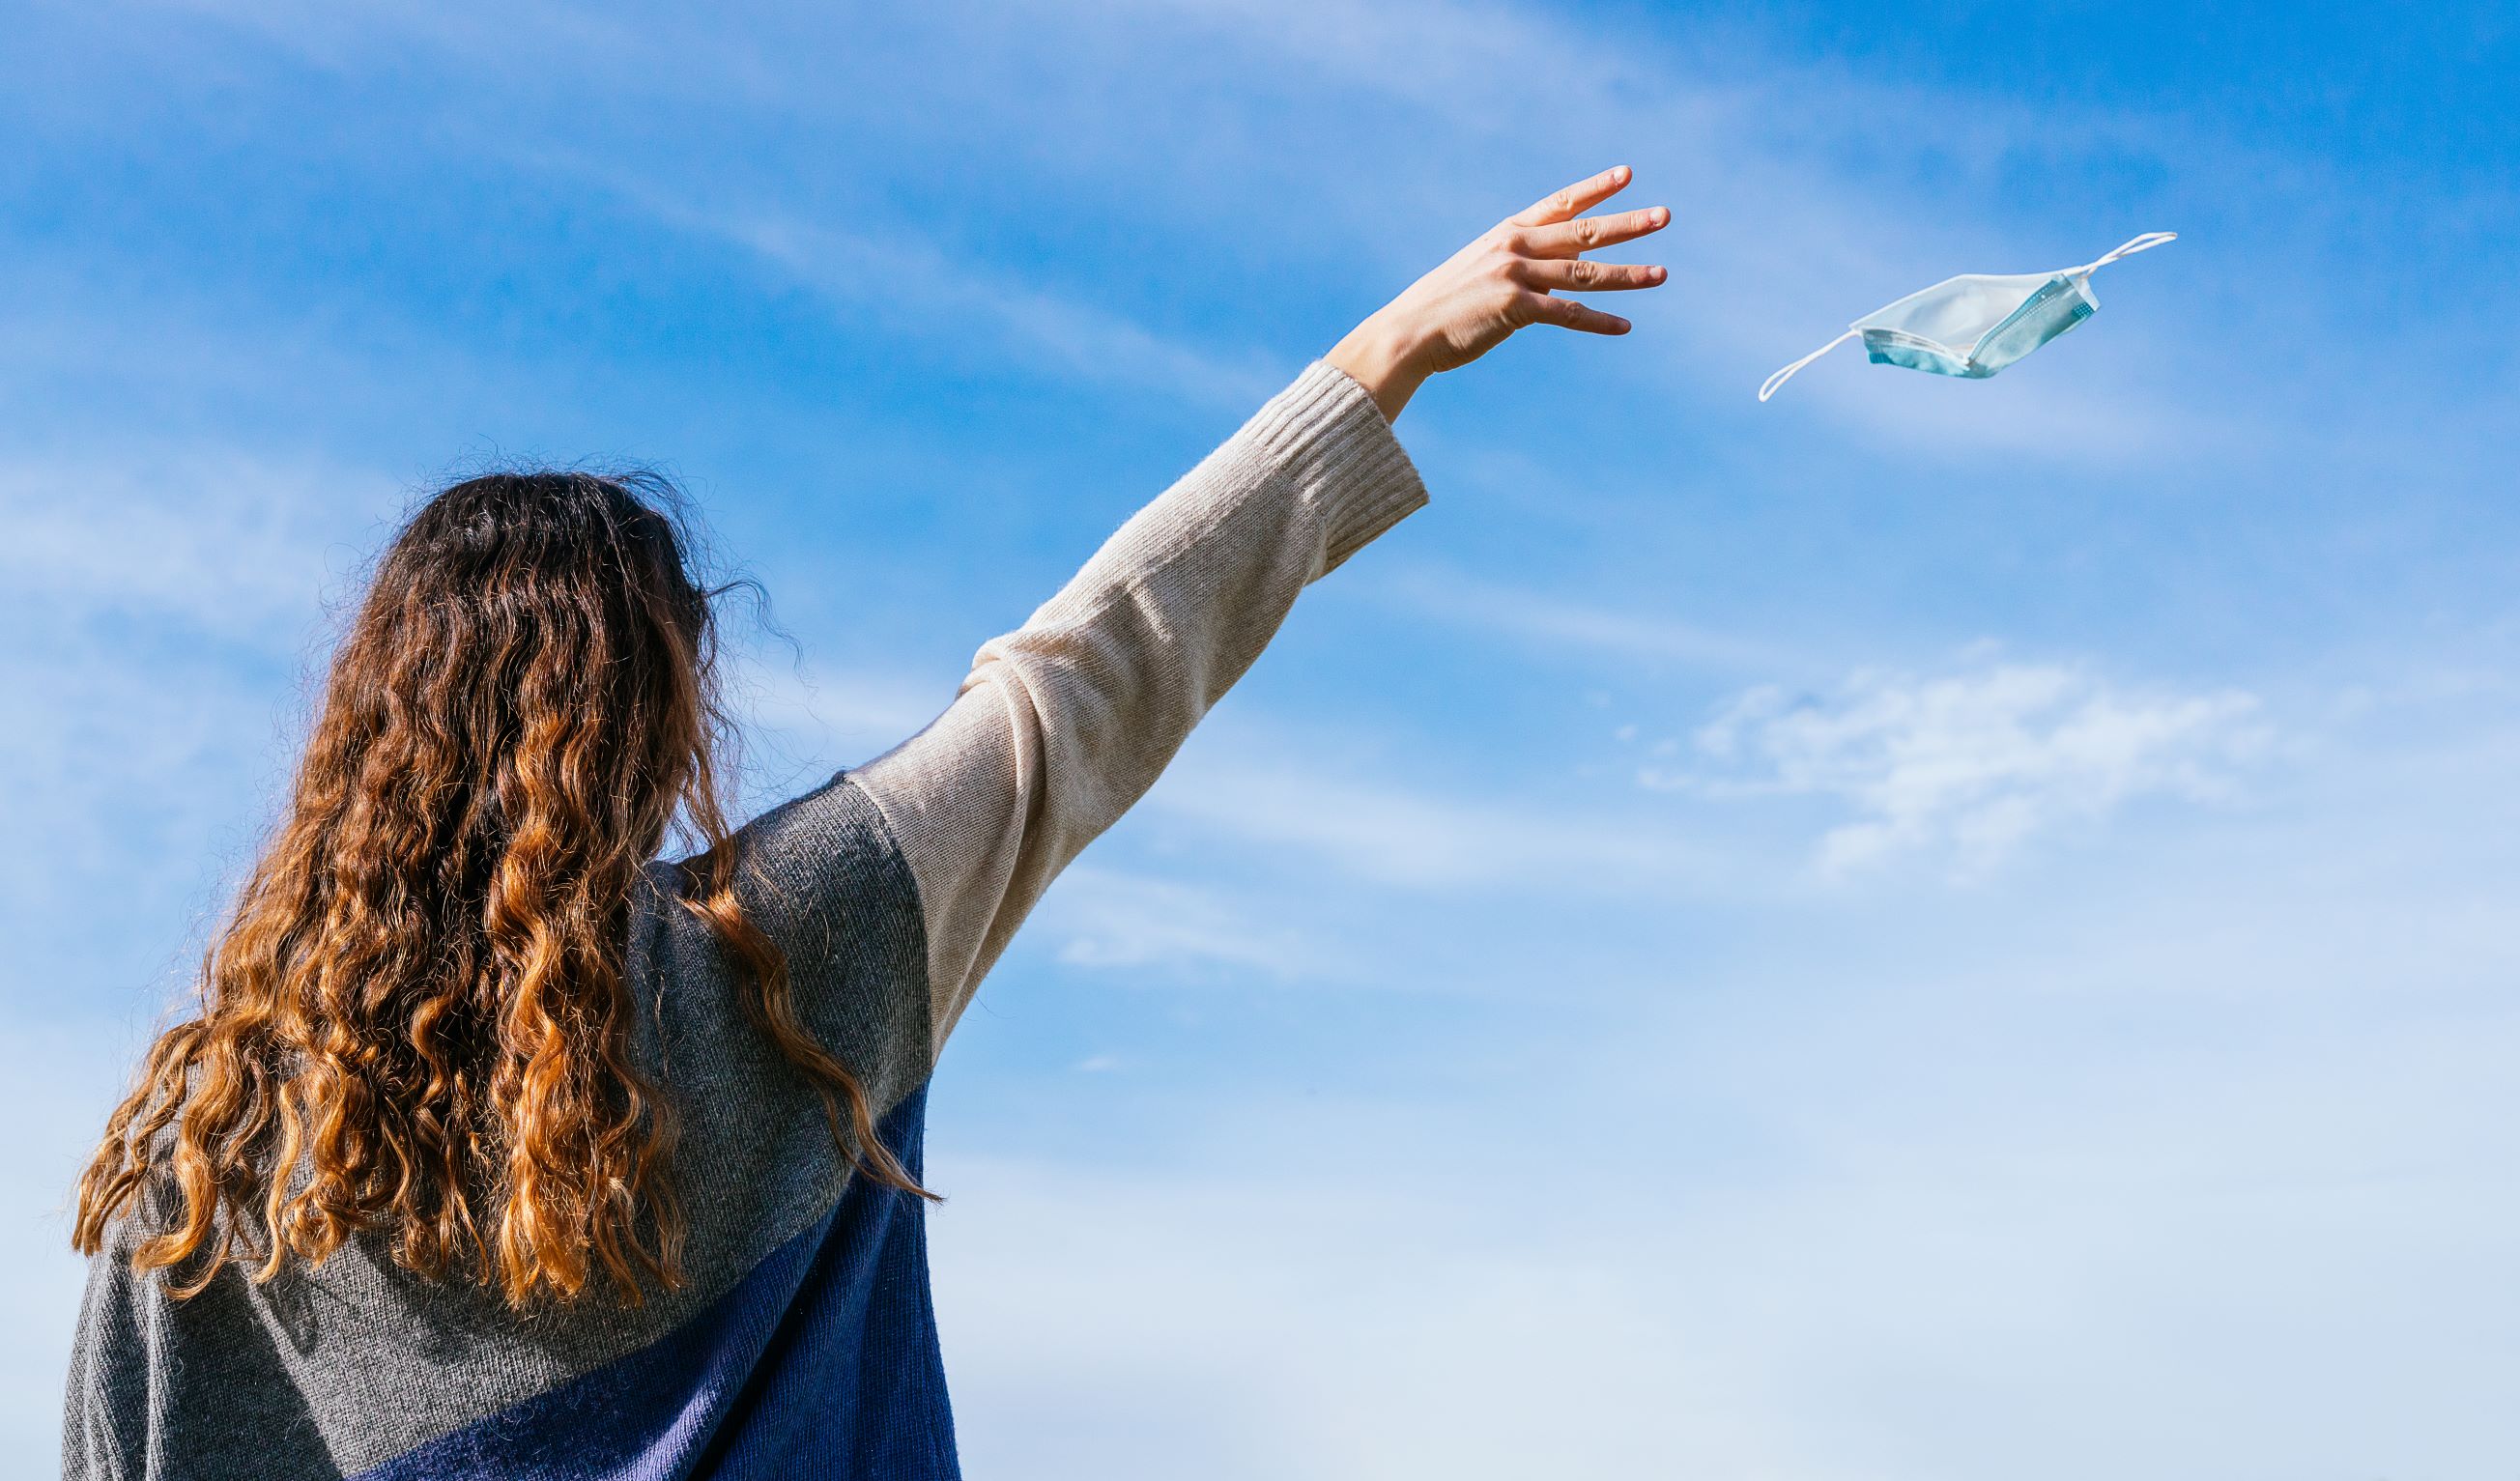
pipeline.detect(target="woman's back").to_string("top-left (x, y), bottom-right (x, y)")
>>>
top-left (69, 770), bottom-right (947, 1478)
top-left (66, 359), bottom-right (1433, 1480)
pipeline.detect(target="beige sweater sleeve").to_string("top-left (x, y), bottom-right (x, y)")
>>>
top-left (850, 358), bottom-right (1431, 1060)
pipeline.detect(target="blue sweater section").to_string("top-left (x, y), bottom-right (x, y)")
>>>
top-left (354, 1087), bottom-right (956, 1481)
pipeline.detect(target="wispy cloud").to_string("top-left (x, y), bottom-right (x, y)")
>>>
top-left (1035, 865), bottom-right (1333, 981)
top-left (574, 170), bottom-right (1290, 412)
top-left (0, 450), bottom-right (398, 641)
top-left (929, 1153), bottom-right (1763, 1480)
top-left (105, 0), bottom-right (2221, 457)
top-left (0, 452), bottom-right (403, 957)
top-left (1149, 749), bottom-right (1715, 895)
top-left (0, 1012), bottom-right (143, 1466)
top-left (720, 654), bottom-right (955, 802)
top-left (1374, 563), bottom-right (1801, 674)
top-left (1645, 650), bottom-right (2274, 876)
top-left (1070, 0), bottom-right (2216, 458)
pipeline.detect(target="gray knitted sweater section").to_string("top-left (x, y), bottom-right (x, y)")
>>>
top-left (61, 771), bottom-right (934, 1481)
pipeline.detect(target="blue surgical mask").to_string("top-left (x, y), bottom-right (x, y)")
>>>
top-left (1759, 232), bottom-right (2176, 402)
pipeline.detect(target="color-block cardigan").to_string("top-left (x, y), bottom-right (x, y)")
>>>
top-left (62, 359), bottom-right (1430, 1480)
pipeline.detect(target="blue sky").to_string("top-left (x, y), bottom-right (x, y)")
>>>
top-left (7, 0), bottom-right (2519, 1474)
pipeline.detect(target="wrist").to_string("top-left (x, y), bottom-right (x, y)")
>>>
top-left (1325, 314), bottom-right (1428, 423)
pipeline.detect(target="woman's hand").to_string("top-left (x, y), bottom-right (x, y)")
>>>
top-left (1327, 164), bottom-right (1670, 422)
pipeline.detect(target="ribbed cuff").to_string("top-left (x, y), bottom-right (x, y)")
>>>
top-left (1238, 358), bottom-right (1432, 579)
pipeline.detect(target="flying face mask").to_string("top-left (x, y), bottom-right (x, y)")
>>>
top-left (1758, 232), bottom-right (2176, 402)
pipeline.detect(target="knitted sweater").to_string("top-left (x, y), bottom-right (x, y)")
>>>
top-left (62, 359), bottom-right (1431, 1480)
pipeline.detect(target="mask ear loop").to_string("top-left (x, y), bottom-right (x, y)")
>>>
top-left (1758, 329), bottom-right (1858, 403)
top-left (2074, 231), bottom-right (2177, 276)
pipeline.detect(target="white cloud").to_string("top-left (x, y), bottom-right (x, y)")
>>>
top-left (1649, 653), bottom-right (2272, 876)
top-left (540, 160), bottom-right (1291, 413)
top-left (1148, 748), bottom-right (1715, 894)
top-left (927, 968), bottom-right (2520, 1481)
top-left (926, 1153), bottom-right (1786, 1481)
top-left (0, 450), bottom-right (398, 642)
top-left (1066, 0), bottom-right (2213, 458)
top-left (718, 653), bottom-right (954, 809)
top-left (0, 1012), bottom-right (154, 1469)
top-left (1037, 866), bottom-right (1332, 981)
top-left (0, 453), bottom-right (402, 955)
top-left (111, 0), bottom-right (2216, 459)
top-left (1373, 562), bottom-right (1800, 674)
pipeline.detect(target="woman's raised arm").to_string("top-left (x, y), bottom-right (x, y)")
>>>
top-left (851, 167), bottom-right (1671, 1061)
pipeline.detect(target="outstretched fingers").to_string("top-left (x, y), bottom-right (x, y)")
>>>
top-left (1507, 164), bottom-right (1635, 227)
top-left (1518, 258), bottom-right (1668, 293)
top-left (1521, 294), bottom-right (1632, 335)
top-left (1517, 205), bottom-right (1671, 258)
top-left (1508, 192), bottom-right (1670, 342)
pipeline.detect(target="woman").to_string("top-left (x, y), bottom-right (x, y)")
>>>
top-left (64, 167), bottom-right (1670, 1480)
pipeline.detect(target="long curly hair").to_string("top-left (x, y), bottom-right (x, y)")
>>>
top-left (72, 470), bottom-right (926, 1309)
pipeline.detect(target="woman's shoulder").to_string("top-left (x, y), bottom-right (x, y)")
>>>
top-left (630, 766), bottom-right (935, 1125)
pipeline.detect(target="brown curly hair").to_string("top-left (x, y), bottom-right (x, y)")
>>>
top-left (72, 470), bottom-right (926, 1309)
